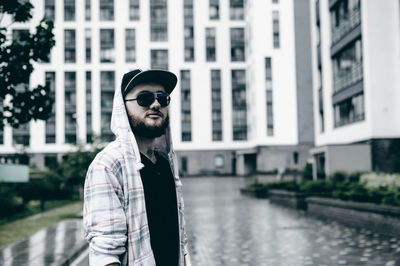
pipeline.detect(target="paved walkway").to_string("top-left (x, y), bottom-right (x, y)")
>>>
top-left (0, 219), bottom-right (87, 266)
top-left (183, 177), bottom-right (400, 266)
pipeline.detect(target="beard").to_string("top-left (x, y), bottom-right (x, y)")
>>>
top-left (128, 112), bottom-right (169, 138)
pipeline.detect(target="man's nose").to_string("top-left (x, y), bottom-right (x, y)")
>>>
top-left (149, 98), bottom-right (161, 109)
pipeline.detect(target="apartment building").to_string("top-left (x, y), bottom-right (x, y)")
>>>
top-left (0, 0), bottom-right (314, 176)
top-left (310, 0), bottom-right (400, 178)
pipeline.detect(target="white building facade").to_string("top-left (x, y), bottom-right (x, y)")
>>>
top-left (310, 0), bottom-right (400, 178)
top-left (1, 0), bottom-right (314, 176)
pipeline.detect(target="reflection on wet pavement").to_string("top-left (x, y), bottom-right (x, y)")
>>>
top-left (182, 177), bottom-right (400, 266)
top-left (0, 219), bottom-right (83, 266)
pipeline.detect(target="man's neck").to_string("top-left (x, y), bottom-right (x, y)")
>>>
top-left (136, 135), bottom-right (157, 164)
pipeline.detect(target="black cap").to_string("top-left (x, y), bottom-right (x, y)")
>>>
top-left (121, 69), bottom-right (178, 97)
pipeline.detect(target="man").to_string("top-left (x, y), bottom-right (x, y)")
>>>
top-left (84, 69), bottom-right (188, 266)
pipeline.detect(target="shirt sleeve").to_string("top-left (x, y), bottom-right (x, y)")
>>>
top-left (83, 162), bottom-right (127, 266)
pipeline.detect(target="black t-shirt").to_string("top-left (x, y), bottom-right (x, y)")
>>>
top-left (139, 151), bottom-right (179, 266)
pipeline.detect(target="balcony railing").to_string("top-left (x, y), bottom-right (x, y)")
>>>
top-left (332, 9), bottom-right (361, 45)
top-left (333, 63), bottom-right (363, 92)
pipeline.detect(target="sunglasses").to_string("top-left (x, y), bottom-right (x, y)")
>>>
top-left (125, 91), bottom-right (171, 107)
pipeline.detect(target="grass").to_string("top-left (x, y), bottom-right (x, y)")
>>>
top-left (0, 200), bottom-right (83, 249)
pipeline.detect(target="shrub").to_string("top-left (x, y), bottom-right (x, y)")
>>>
top-left (348, 171), bottom-right (364, 182)
top-left (245, 171), bottom-right (400, 207)
top-left (345, 182), bottom-right (369, 202)
top-left (0, 184), bottom-right (24, 217)
top-left (360, 173), bottom-right (400, 189)
top-left (282, 181), bottom-right (299, 192)
top-left (299, 180), bottom-right (333, 194)
top-left (331, 171), bottom-right (347, 183)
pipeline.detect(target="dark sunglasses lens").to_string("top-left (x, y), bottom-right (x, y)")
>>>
top-left (157, 94), bottom-right (170, 107)
top-left (137, 93), bottom-right (155, 106)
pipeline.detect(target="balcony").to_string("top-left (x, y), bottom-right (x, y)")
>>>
top-left (332, 9), bottom-right (361, 45)
top-left (333, 63), bottom-right (363, 93)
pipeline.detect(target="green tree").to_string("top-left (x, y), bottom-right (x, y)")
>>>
top-left (0, 1), bottom-right (55, 130)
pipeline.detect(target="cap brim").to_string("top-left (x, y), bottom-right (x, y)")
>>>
top-left (128, 70), bottom-right (177, 95)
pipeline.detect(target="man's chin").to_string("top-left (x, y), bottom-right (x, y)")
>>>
top-left (128, 113), bottom-right (169, 138)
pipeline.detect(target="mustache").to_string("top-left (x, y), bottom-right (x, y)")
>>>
top-left (146, 110), bottom-right (164, 117)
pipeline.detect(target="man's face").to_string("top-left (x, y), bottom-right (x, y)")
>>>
top-left (125, 83), bottom-right (169, 138)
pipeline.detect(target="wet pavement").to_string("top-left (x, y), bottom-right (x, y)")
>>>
top-left (0, 219), bottom-right (86, 266)
top-left (183, 177), bottom-right (400, 266)
top-left (16, 177), bottom-right (400, 266)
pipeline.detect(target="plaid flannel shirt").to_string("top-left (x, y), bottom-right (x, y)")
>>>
top-left (83, 84), bottom-right (187, 266)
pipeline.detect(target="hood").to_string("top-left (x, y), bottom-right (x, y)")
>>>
top-left (110, 82), bottom-right (174, 160)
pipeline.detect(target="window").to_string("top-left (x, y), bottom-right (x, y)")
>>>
top-left (211, 70), bottom-right (222, 141)
top-left (334, 93), bottom-right (364, 127)
top-left (181, 70), bottom-right (192, 142)
top-left (293, 152), bottom-right (299, 165)
top-left (232, 70), bottom-right (247, 140)
top-left (332, 39), bottom-right (363, 92)
top-left (45, 72), bottom-right (56, 143)
top-left (209, 0), bottom-right (219, 20)
top-left (265, 58), bottom-right (274, 136)
top-left (184, 0), bottom-right (195, 62)
top-left (206, 28), bottom-right (216, 62)
top-left (150, 0), bottom-right (168, 41)
top-left (272, 11), bottom-right (280, 48)
top-left (64, 0), bottom-right (75, 21)
top-left (12, 30), bottom-right (31, 146)
top-left (85, 29), bottom-right (91, 63)
top-left (85, 0), bottom-right (91, 21)
top-left (101, 71), bottom-right (115, 141)
top-left (44, 0), bottom-right (55, 20)
top-left (65, 72), bottom-right (76, 144)
top-left (151, 50), bottom-right (168, 70)
top-left (86, 72), bottom-right (92, 143)
top-left (100, 0), bottom-right (114, 21)
top-left (125, 29), bottom-right (136, 62)
top-left (129, 0), bottom-right (140, 20)
top-left (230, 0), bottom-right (244, 20)
top-left (100, 29), bottom-right (115, 63)
top-left (230, 28), bottom-right (245, 61)
top-left (64, 29), bottom-right (76, 63)
top-left (330, 0), bottom-right (361, 44)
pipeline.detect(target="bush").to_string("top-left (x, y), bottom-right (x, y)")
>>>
top-left (348, 171), bottom-right (364, 182)
top-left (360, 173), bottom-right (400, 189)
top-left (299, 180), bottom-right (333, 194)
top-left (282, 181), bottom-right (300, 192)
top-left (345, 182), bottom-right (369, 202)
top-left (245, 171), bottom-right (400, 207)
top-left (0, 184), bottom-right (24, 218)
top-left (331, 171), bottom-right (347, 183)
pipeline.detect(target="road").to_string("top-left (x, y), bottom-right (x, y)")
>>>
top-left (73, 177), bottom-right (400, 266)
